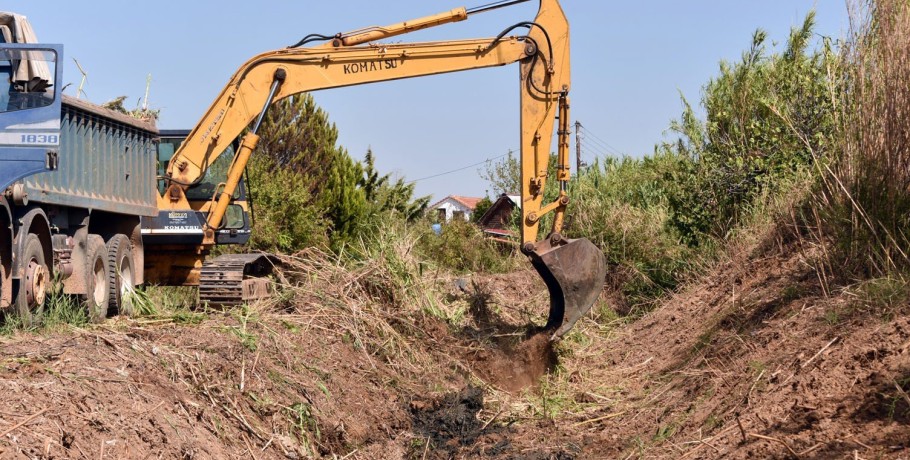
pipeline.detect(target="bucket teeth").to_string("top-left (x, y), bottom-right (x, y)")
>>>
top-left (530, 237), bottom-right (606, 339)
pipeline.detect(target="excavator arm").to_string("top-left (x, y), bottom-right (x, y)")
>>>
top-left (159, 0), bottom-right (605, 339)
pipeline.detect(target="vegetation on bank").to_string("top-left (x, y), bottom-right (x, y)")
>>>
top-left (230, 0), bottom-right (910, 318)
top-left (246, 94), bottom-right (430, 254)
top-left (472, 11), bottom-right (843, 313)
top-left (475, 0), bottom-right (910, 314)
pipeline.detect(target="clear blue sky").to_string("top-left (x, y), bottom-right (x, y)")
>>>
top-left (7, 1), bottom-right (848, 202)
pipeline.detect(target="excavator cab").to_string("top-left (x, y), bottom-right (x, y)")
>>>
top-left (144, 131), bottom-right (252, 247)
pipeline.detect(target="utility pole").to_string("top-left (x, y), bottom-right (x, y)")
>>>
top-left (575, 120), bottom-right (582, 177)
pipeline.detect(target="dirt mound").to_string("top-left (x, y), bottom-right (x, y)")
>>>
top-left (1, 239), bottom-right (909, 458)
top-left (538, 236), bottom-right (910, 458)
top-left (0, 320), bottom-right (413, 459)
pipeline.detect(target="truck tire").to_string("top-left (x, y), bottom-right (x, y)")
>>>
top-left (106, 234), bottom-right (134, 316)
top-left (0, 248), bottom-right (8, 310)
top-left (15, 233), bottom-right (48, 324)
top-left (1, 223), bottom-right (11, 310)
top-left (82, 235), bottom-right (110, 323)
top-left (0, 250), bottom-right (9, 311)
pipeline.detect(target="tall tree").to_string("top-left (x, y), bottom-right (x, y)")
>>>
top-left (248, 95), bottom-right (434, 252)
top-left (480, 150), bottom-right (520, 194)
top-left (360, 148), bottom-right (430, 221)
top-left (257, 95), bottom-right (342, 196)
top-left (660, 13), bottom-right (838, 244)
top-left (319, 150), bottom-right (368, 249)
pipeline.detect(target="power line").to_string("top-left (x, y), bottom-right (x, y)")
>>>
top-left (579, 142), bottom-right (610, 158)
top-left (581, 147), bottom-right (609, 161)
top-left (581, 129), bottom-right (623, 156)
top-left (407, 149), bottom-right (514, 184)
top-left (581, 134), bottom-right (621, 157)
top-left (580, 131), bottom-right (622, 157)
top-left (578, 124), bottom-right (624, 156)
top-left (576, 132), bottom-right (611, 157)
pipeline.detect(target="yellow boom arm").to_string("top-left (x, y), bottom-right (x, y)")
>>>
top-left (163, 0), bottom-right (568, 249)
top-left (162, 0), bottom-right (605, 338)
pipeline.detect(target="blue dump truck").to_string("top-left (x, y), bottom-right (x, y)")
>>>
top-left (0, 28), bottom-right (258, 324)
top-left (0, 41), bottom-right (160, 322)
top-left (0, 9), bottom-right (264, 324)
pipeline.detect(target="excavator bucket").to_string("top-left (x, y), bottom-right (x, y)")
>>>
top-left (529, 237), bottom-right (606, 339)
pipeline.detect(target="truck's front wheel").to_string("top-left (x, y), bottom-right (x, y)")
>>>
top-left (15, 233), bottom-right (48, 323)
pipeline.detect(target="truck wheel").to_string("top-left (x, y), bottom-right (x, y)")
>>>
top-left (82, 235), bottom-right (110, 323)
top-left (107, 234), bottom-right (135, 316)
top-left (1, 229), bottom-right (10, 310)
top-left (0, 249), bottom-right (10, 312)
top-left (15, 233), bottom-right (48, 323)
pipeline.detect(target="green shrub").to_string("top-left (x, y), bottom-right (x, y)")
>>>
top-left (246, 154), bottom-right (329, 253)
top-left (558, 15), bottom-right (839, 311)
top-left (662, 13), bottom-right (839, 245)
top-left (416, 219), bottom-right (517, 274)
top-left (808, 0), bottom-right (910, 278)
top-left (568, 154), bottom-right (695, 312)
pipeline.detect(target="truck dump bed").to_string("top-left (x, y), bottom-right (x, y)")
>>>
top-left (20, 95), bottom-right (158, 217)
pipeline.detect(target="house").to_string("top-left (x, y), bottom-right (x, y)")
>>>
top-left (477, 193), bottom-right (521, 239)
top-left (429, 195), bottom-right (484, 222)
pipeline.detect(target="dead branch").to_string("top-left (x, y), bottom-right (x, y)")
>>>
top-left (801, 337), bottom-right (839, 369)
top-left (480, 410), bottom-right (503, 432)
top-left (893, 380), bottom-right (910, 407)
top-left (798, 442), bottom-right (824, 456)
top-left (748, 432), bottom-right (799, 458)
top-left (0, 408), bottom-right (48, 438)
top-left (736, 416), bottom-right (747, 442)
top-left (572, 411), bottom-right (626, 427)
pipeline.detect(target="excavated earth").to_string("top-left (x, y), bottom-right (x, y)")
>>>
top-left (0, 232), bottom-right (908, 459)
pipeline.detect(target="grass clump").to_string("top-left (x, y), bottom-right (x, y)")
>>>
top-left (805, 0), bottom-right (910, 281)
top-left (1, 277), bottom-right (89, 335)
top-left (568, 154), bottom-right (697, 314)
top-left (416, 219), bottom-right (519, 275)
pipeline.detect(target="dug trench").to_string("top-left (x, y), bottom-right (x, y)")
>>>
top-left (0, 234), bottom-right (909, 458)
top-left (0, 252), bottom-right (572, 459)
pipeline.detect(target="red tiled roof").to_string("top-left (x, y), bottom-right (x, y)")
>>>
top-left (451, 195), bottom-right (483, 210)
top-left (429, 195), bottom-right (485, 210)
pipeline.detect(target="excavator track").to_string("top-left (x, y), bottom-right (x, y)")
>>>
top-left (198, 253), bottom-right (275, 307)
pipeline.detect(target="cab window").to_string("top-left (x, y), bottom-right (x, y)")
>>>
top-left (0, 47), bottom-right (56, 113)
top-left (156, 134), bottom-right (244, 201)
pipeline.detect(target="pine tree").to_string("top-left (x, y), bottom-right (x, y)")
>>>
top-left (247, 95), bottom-right (432, 252)
top-left (257, 95), bottom-right (341, 196)
top-left (320, 151), bottom-right (368, 249)
top-left (359, 147), bottom-right (429, 221)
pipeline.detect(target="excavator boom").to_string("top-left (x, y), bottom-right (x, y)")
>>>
top-left (157, 0), bottom-right (605, 339)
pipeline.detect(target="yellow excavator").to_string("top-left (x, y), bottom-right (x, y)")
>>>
top-left (146, 0), bottom-right (606, 339)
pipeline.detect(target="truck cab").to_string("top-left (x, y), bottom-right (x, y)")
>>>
top-left (0, 39), bottom-right (63, 192)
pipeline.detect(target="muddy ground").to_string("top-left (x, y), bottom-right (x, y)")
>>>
top-left (0, 236), bottom-right (908, 459)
